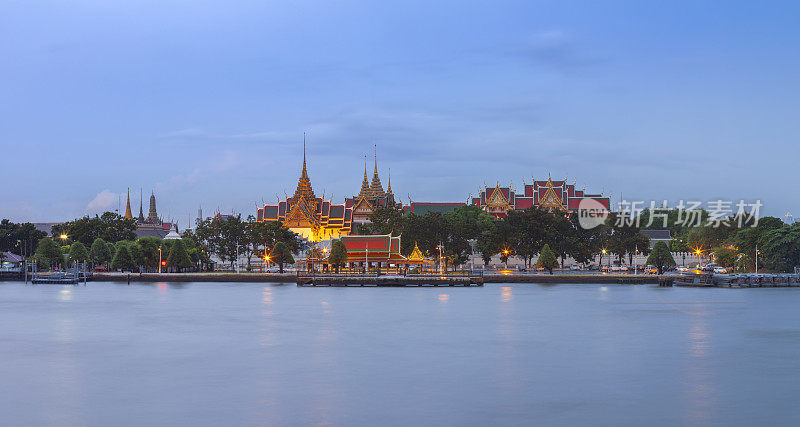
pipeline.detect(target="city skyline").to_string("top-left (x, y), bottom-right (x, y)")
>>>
top-left (3, 1), bottom-right (800, 222)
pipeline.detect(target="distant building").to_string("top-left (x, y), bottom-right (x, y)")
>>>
top-left (402, 202), bottom-right (466, 216)
top-left (639, 230), bottom-right (671, 249)
top-left (124, 189), bottom-right (173, 239)
top-left (471, 174), bottom-right (610, 218)
top-left (344, 150), bottom-right (399, 224)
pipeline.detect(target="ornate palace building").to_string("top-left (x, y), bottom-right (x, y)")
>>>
top-left (344, 150), bottom-right (399, 224)
top-left (471, 174), bottom-right (610, 218)
top-left (257, 145), bottom-right (353, 242)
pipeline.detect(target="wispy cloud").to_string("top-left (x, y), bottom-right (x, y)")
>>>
top-left (86, 189), bottom-right (119, 213)
top-left (512, 30), bottom-right (605, 70)
top-left (155, 150), bottom-right (239, 194)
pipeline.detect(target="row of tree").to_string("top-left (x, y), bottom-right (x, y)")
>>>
top-left (640, 209), bottom-right (796, 272)
top-left (34, 235), bottom-right (197, 272)
top-left (0, 219), bottom-right (47, 261)
top-left (190, 214), bottom-right (300, 272)
top-left (357, 205), bottom-right (651, 270)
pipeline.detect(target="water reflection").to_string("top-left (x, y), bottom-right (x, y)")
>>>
top-left (438, 293), bottom-right (449, 303)
top-left (685, 307), bottom-right (717, 424)
top-left (501, 286), bottom-right (513, 303)
top-left (59, 288), bottom-right (72, 302)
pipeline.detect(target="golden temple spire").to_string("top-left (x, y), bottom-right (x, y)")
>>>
top-left (124, 188), bottom-right (133, 219)
top-left (301, 132), bottom-right (309, 180)
top-left (292, 134), bottom-right (316, 201)
top-left (386, 168), bottom-right (393, 194)
top-left (358, 155), bottom-right (371, 198)
top-left (369, 144), bottom-right (386, 198)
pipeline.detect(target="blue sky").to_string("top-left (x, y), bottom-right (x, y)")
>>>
top-left (2, 1), bottom-right (799, 223)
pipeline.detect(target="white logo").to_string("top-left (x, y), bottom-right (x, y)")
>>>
top-left (577, 199), bottom-right (610, 229)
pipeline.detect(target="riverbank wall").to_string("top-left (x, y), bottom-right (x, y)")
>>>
top-left (73, 272), bottom-right (661, 285)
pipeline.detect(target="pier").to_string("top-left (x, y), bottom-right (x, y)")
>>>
top-left (296, 271), bottom-right (484, 287)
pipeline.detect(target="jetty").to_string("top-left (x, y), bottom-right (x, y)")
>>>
top-left (296, 271), bottom-right (484, 287)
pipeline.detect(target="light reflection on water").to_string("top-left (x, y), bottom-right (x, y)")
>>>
top-left (1, 282), bottom-right (800, 426)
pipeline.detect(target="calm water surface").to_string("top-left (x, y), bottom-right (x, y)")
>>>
top-left (1, 281), bottom-right (799, 426)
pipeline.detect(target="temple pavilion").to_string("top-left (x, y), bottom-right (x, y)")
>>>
top-left (257, 142), bottom-right (353, 242)
top-left (471, 174), bottom-right (610, 218)
top-left (344, 148), bottom-right (400, 224)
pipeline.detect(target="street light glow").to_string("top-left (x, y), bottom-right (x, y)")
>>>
top-left (60, 234), bottom-right (67, 240)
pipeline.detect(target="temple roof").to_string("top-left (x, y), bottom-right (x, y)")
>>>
top-left (369, 147), bottom-right (386, 198)
top-left (292, 137), bottom-right (317, 201)
top-left (124, 188), bottom-right (133, 219)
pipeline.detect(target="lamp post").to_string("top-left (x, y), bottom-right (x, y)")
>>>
top-left (755, 244), bottom-right (759, 274)
top-left (601, 249), bottom-right (607, 272)
top-left (158, 246), bottom-right (162, 274)
top-left (467, 239), bottom-right (477, 273)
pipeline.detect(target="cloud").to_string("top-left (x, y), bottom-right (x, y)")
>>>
top-left (513, 30), bottom-right (604, 70)
top-left (155, 150), bottom-right (239, 193)
top-left (158, 128), bottom-right (297, 144)
top-left (86, 189), bottom-right (119, 213)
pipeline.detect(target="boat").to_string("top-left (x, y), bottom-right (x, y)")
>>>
top-left (673, 272), bottom-right (714, 287)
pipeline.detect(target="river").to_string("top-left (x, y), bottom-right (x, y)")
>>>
top-left (1, 281), bottom-right (799, 426)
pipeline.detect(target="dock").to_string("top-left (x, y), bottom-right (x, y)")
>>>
top-left (296, 272), bottom-right (484, 287)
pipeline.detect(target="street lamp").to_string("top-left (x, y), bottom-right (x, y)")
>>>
top-left (158, 246), bottom-right (162, 274)
top-left (601, 249), bottom-right (607, 272)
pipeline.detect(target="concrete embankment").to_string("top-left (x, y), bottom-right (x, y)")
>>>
top-left (84, 272), bottom-right (658, 285)
top-left (92, 272), bottom-right (297, 283)
top-left (484, 274), bottom-right (660, 284)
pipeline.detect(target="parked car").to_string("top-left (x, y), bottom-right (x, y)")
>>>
top-left (587, 265), bottom-right (600, 271)
top-left (643, 265), bottom-right (658, 274)
top-left (569, 264), bottom-right (582, 271)
top-left (676, 266), bottom-right (689, 272)
top-left (713, 266), bottom-right (729, 274)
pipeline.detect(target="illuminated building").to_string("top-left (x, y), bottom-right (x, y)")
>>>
top-left (257, 143), bottom-right (353, 242)
top-left (471, 174), bottom-right (610, 218)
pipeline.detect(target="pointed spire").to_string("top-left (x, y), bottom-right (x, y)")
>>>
top-left (369, 144), bottom-right (385, 198)
top-left (386, 168), bottom-right (393, 194)
top-left (138, 188), bottom-right (144, 222)
top-left (124, 188), bottom-right (133, 219)
top-left (301, 132), bottom-right (309, 179)
top-left (358, 154), bottom-right (371, 198)
top-left (292, 134), bottom-right (316, 201)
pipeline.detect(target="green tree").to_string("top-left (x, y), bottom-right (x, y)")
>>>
top-left (536, 244), bottom-right (559, 274)
top-left (328, 240), bottom-right (348, 273)
top-left (68, 241), bottom-right (89, 264)
top-left (271, 241), bottom-right (294, 273)
top-left (55, 212), bottom-right (137, 245)
top-left (167, 239), bottom-right (193, 271)
top-left (111, 245), bottom-right (135, 271)
top-left (760, 224), bottom-right (800, 272)
top-left (714, 246), bottom-right (736, 269)
top-left (645, 241), bottom-right (676, 274)
top-left (136, 236), bottom-right (163, 270)
top-left (90, 238), bottom-right (112, 267)
top-left (35, 237), bottom-right (63, 270)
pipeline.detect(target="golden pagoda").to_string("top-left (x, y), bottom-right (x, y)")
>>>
top-left (258, 137), bottom-right (353, 242)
